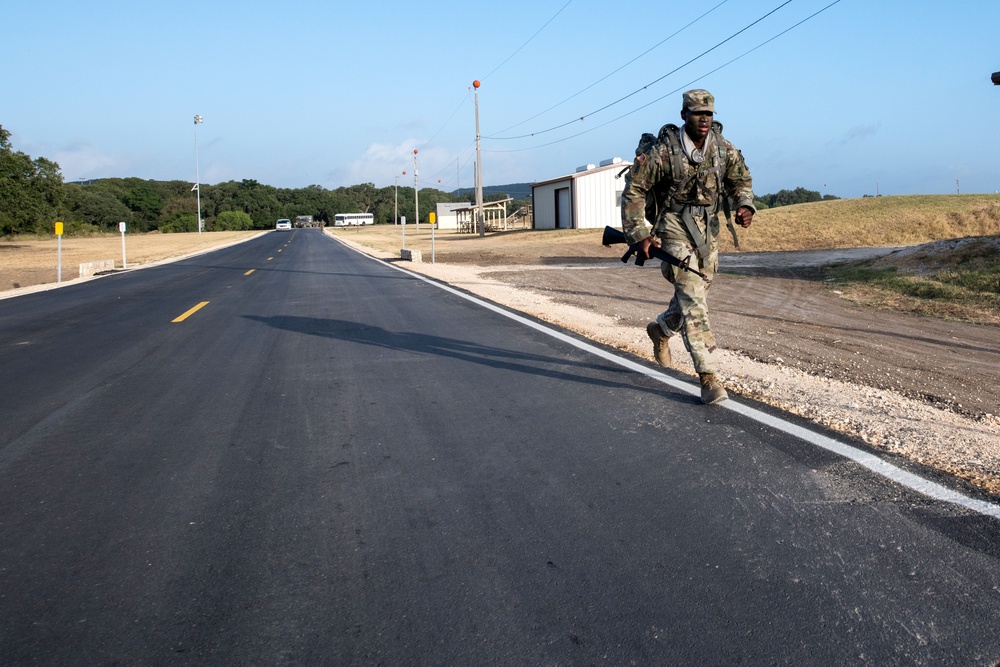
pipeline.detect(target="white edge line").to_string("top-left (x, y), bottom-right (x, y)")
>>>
top-left (337, 239), bottom-right (1000, 520)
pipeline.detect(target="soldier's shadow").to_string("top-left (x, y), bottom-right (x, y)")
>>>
top-left (244, 314), bottom-right (698, 404)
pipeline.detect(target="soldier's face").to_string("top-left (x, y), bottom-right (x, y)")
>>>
top-left (683, 110), bottom-right (713, 142)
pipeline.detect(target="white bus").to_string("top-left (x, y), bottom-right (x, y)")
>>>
top-left (333, 212), bottom-right (374, 227)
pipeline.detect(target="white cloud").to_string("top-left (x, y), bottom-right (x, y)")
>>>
top-left (341, 140), bottom-right (422, 188)
top-left (52, 143), bottom-right (123, 180)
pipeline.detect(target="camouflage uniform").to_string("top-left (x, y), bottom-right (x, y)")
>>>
top-left (621, 89), bottom-right (754, 376)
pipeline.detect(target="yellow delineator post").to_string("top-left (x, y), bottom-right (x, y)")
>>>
top-left (54, 221), bottom-right (64, 283)
top-left (429, 212), bottom-right (436, 264)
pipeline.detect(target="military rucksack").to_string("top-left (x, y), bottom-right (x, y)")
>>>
top-left (622, 121), bottom-right (739, 249)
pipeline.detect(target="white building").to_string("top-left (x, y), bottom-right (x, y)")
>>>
top-left (531, 158), bottom-right (628, 230)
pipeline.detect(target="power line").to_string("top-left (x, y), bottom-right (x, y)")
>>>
top-left (483, 0), bottom-right (844, 154)
top-left (424, 87), bottom-right (474, 147)
top-left (491, 0), bottom-right (732, 137)
top-left (486, 0), bottom-right (794, 141)
top-left (407, 1), bottom-right (575, 180)
top-left (481, 0), bottom-right (576, 82)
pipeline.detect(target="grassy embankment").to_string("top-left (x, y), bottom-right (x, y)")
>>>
top-left (331, 194), bottom-right (1000, 324)
top-left (744, 194), bottom-right (1000, 325)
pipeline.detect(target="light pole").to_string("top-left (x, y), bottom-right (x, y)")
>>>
top-left (473, 80), bottom-right (485, 237)
top-left (194, 114), bottom-right (203, 234)
top-left (394, 173), bottom-right (400, 225)
top-left (413, 150), bottom-right (419, 231)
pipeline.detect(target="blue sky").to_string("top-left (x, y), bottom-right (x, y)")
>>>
top-left (4, 1), bottom-right (999, 198)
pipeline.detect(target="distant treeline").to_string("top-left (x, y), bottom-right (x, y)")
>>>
top-left (2, 123), bottom-right (832, 235)
top-left (0, 124), bottom-right (527, 235)
top-left (51, 177), bottom-right (523, 235)
top-left (754, 187), bottom-right (839, 210)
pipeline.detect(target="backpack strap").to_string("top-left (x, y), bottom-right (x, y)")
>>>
top-left (707, 121), bottom-right (739, 248)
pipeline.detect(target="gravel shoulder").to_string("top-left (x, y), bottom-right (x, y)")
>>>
top-left (332, 235), bottom-right (1000, 497)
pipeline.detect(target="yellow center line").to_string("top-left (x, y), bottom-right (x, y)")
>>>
top-left (245, 269), bottom-right (255, 275)
top-left (267, 257), bottom-right (274, 261)
top-left (172, 301), bottom-right (210, 323)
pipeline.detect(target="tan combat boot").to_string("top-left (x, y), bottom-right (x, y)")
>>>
top-left (699, 373), bottom-right (728, 405)
top-left (646, 322), bottom-right (671, 368)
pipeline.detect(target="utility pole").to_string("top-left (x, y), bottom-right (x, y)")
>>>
top-left (473, 79), bottom-right (485, 237)
top-left (413, 150), bottom-right (419, 231)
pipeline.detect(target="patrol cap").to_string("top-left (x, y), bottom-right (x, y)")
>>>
top-left (682, 89), bottom-right (715, 114)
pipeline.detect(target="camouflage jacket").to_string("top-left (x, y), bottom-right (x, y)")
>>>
top-left (621, 123), bottom-right (755, 248)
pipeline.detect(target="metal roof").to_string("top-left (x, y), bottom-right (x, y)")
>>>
top-left (531, 161), bottom-right (626, 188)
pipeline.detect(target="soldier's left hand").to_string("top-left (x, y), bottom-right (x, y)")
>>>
top-left (735, 207), bottom-right (754, 228)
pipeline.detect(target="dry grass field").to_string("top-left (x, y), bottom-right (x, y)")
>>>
top-left (726, 193), bottom-right (1000, 251)
top-left (0, 230), bottom-right (263, 293)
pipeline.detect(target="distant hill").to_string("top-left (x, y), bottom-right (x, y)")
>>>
top-left (453, 183), bottom-right (532, 200)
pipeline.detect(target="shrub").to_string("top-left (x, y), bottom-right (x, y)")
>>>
top-left (212, 210), bottom-right (253, 231)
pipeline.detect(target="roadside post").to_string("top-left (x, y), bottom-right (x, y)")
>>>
top-left (54, 221), bottom-right (64, 283)
top-left (429, 212), bottom-right (436, 263)
top-left (401, 215), bottom-right (406, 249)
top-left (119, 221), bottom-right (127, 269)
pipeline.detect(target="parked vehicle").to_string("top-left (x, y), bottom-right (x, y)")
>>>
top-left (333, 213), bottom-right (374, 226)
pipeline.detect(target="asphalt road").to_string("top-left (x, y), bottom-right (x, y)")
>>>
top-left (1, 229), bottom-right (999, 665)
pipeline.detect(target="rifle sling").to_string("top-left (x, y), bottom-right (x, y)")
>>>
top-left (668, 201), bottom-right (712, 261)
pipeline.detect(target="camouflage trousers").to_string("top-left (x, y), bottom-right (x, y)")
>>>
top-left (654, 240), bottom-right (719, 374)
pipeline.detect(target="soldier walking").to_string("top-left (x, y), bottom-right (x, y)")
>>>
top-left (620, 89), bottom-right (756, 404)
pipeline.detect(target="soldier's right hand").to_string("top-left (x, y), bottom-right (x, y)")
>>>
top-left (639, 235), bottom-right (661, 261)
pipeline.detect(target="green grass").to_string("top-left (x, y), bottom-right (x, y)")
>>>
top-left (826, 251), bottom-right (1000, 324)
top-left (816, 221), bottom-right (1000, 324)
top-left (935, 268), bottom-right (1000, 295)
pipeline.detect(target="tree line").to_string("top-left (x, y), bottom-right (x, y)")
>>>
top-left (0, 125), bottom-right (523, 236)
top-left (753, 187), bottom-right (839, 210)
top-left (2, 123), bottom-right (833, 236)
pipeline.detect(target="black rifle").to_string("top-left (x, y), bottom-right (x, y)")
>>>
top-left (602, 226), bottom-right (708, 280)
